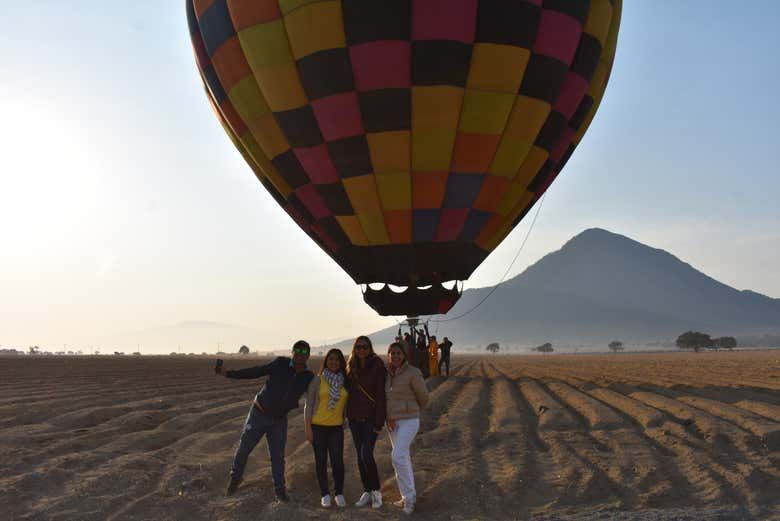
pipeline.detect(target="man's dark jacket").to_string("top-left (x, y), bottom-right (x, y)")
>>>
top-left (227, 357), bottom-right (313, 418)
top-left (439, 340), bottom-right (453, 359)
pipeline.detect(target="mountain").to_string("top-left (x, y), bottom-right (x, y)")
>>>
top-left (349, 228), bottom-right (780, 350)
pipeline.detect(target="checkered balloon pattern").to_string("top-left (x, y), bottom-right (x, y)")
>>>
top-left (187, 0), bottom-right (621, 315)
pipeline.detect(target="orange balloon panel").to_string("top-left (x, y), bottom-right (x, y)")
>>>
top-left (187, 0), bottom-right (621, 315)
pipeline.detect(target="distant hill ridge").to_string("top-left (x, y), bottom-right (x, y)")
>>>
top-left (351, 228), bottom-right (780, 349)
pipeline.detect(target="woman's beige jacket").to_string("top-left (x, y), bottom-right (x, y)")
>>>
top-left (385, 362), bottom-right (429, 420)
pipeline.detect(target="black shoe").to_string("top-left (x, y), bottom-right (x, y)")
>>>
top-left (225, 477), bottom-right (242, 496)
top-left (275, 489), bottom-right (290, 502)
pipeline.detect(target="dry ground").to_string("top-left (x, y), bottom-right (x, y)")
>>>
top-left (1, 352), bottom-right (779, 520)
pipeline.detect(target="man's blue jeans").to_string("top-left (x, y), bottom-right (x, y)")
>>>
top-left (230, 404), bottom-right (288, 492)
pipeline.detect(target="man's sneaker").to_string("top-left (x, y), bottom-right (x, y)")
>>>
top-left (334, 495), bottom-right (346, 507)
top-left (275, 489), bottom-right (290, 502)
top-left (355, 491), bottom-right (372, 507)
top-left (321, 494), bottom-right (331, 508)
top-left (371, 490), bottom-right (383, 509)
top-left (225, 477), bottom-right (242, 496)
top-left (403, 501), bottom-right (415, 515)
top-left (393, 498), bottom-right (405, 508)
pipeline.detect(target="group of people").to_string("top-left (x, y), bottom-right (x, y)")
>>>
top-left (397, 325), bottom-right (454, 379)
top-left (216, 336), bottom-right (429, 515)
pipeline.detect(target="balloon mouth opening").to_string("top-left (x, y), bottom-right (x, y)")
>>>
top-left (361, 280), bottom-right (460, 294)
top-left (361, 281), bottom-right (463, 316)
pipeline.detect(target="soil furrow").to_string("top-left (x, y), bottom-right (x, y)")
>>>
top-left (3, 353), bottom-right (779, 520)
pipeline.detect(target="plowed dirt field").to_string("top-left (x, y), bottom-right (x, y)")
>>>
top-left (1, 352), bottom-right (778, 520)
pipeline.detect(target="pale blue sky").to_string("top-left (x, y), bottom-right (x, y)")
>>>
top-left (1, 2), bottom-right (778, 352)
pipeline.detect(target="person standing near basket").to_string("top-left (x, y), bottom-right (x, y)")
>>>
top-left (438, 336), bottom-right (453, 377)
top-left (427, 335), bottom-right (439, 377)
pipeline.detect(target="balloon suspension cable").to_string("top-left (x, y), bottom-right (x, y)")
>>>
top-left (431, 193), bottom-right (546, 323)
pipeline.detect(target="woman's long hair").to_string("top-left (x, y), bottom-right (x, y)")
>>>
top-left (346, 335), bottom-right (374, 380)
top-left (319, 348), bottom-right (347, 376)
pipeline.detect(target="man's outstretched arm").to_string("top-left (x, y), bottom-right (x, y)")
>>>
top-left (219, 358), bottom-right (277, 379)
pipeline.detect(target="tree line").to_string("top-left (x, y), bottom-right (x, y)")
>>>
top-left (675, 331), bottom-right (737, 352)
top-left (480, 332), bottom-right (739, 356)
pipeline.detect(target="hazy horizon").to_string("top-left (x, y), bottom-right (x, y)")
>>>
top-left (4, 226), bottom-right (779, 355)
top-left (2, 2), bottom-right (779, 353)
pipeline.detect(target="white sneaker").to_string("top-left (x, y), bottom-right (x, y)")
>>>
top-left (371, 490), bottom-right (383, 509)
top-left (321, 494), bottom-right (331, 508)
top-left (355, 491), bottom-right (372, 507)
top-left (403, 501), bottom-right (415, 515)
top-left (335, 494), bottom-right (346, 507)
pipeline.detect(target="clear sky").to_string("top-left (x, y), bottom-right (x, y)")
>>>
top-left (1, 2), bottom-right (779, 353)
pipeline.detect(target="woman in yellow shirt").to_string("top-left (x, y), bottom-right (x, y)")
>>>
top-left (304, 348), bottom-right (348, 508)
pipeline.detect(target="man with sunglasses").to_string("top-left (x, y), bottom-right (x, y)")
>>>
top-left (217, 340), bottom-right (314, 501)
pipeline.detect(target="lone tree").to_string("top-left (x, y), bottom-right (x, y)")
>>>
top-left (712, 336), bottom-right (737, 351)
top-left (676, 331), bottom-right (713, 352)
top-left (534, 342), bottom-right (554, 354)
top-left (608, 341), bottom-right (624, 353)
top-left (238, 345), bottom-right (250, 355)
top-left (486, 342), bottom-right (500, 354)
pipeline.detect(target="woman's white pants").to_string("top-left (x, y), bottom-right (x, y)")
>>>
top-left (389, 417), bottom-right (420, 503)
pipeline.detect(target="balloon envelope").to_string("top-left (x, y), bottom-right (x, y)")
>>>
top-left (187, 0), bottom-right (621, 315)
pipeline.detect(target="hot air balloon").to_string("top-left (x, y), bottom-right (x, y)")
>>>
top-left (186, 0), bottom-right (621, 316)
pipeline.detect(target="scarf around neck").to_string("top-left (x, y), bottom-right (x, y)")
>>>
top-left (322, 369), bottom-right (344, 410)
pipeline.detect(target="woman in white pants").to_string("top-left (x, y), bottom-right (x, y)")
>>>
top-left (385, 341), bottom-right (429, 515)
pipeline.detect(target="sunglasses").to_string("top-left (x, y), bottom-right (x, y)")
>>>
top-left (355, 344), bottom-right (370, 350)
top-left (292, 348), bottom-right (309, 355)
